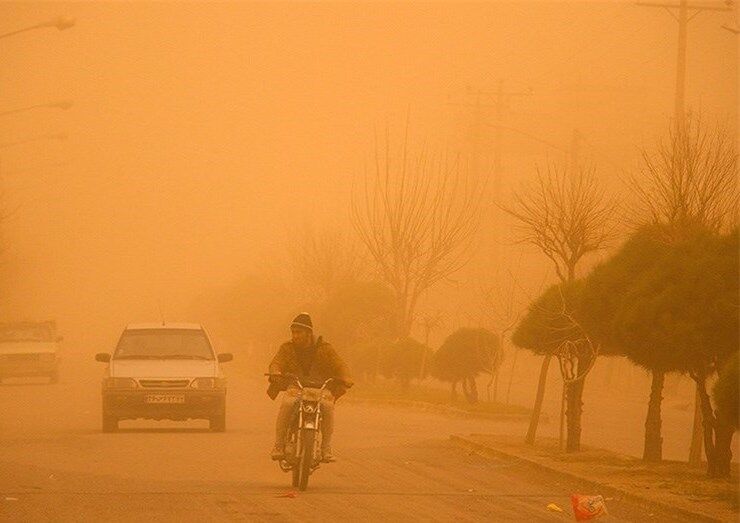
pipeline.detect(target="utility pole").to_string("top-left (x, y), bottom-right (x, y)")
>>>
top-left (449, 82), bottom-right (532, 264)
top-left (457, 82), bottom-right (532, 199)
top-left (637, 0), bottom-right (732, 467)
top-left (636, 0), bottom-right (732, 124)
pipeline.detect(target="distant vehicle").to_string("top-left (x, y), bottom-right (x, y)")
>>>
top-left (0, 321), bottom-right (61, 384)
top-left (95, 323), bottom-right (233, 433)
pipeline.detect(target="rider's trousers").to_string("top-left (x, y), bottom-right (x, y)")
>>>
top-left (275, 386), bottom-right (335, 450)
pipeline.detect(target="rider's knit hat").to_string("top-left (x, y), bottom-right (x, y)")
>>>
top-left (291, 312), bottom-right (313, 332)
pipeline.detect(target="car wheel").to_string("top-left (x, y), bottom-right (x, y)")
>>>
top-left (209, 411), bottom-right (226, 432)
top-left (102, 410), bottom-right (119, 433)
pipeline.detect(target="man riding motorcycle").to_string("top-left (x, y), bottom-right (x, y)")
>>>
top-left (267, 313), bottom-right (352, 462)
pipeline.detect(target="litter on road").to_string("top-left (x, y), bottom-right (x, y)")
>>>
top-left (571, 494), bottom-right (608, 520)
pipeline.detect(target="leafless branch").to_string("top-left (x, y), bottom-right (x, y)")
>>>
top-left (351, 126), bottom-right (483, 336)
top-left (502, 163), bottom-right (617, 283)
top-left (286, 225), bottom-right (368, 299)
top-left (630, 114), bottom-right (738, 241)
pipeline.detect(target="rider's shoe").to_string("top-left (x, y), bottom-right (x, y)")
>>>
top-left (321, 448), bottom-right (336, 463)
top-left (270, 445), bottom-right (285, 461)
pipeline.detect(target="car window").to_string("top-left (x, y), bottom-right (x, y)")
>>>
top-left (114, 329), bottom-right (214, 360)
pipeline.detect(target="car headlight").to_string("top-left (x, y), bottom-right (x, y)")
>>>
top-left (104, 377), bottom-right (137, 389)
top-left (190, 378), bottom-right (223, 389)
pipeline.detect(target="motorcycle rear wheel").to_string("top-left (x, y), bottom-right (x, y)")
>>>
top-left (298, 429), bottom-right (315, 491)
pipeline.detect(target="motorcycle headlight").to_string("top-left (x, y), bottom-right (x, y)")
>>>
top-left (105, 377), bottom-right (137, 389)
top-left (190, 378), bottom-right (223, 389)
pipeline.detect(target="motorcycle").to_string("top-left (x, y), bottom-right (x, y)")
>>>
top-left (266, 373), bottom-right (339, 491)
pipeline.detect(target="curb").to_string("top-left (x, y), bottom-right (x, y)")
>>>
top-left (450, 434), bottom-right (722, 523)
top-left (344, 397), bottom-right (535, 422)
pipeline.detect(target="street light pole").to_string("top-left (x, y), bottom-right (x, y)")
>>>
top-left (0, 16), bottom-right (76, 40)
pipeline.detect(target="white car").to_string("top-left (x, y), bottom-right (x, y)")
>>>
top-left (95, 323), bottom-right (233, 432)
top-left (0, 321), bottom-right (61, 384)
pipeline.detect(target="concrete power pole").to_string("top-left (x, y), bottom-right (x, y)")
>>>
top-left (637, 0), bottom-right (732, 123)
top-left (449, 83), bottom-right (532, 264)
top-left (637, 0), bottom-right (733, 467)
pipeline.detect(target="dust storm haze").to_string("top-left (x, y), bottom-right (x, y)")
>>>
top-left (0, 1), bottom-right (737, 521)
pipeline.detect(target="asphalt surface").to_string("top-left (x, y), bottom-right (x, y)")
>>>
top-left (0, 355), bottom-right (696, 522)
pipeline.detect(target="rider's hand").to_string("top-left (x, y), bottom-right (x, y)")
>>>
top-left (329, 382), bottom-right (348, 399)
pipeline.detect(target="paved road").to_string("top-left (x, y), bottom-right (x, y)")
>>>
top-left (0, 354), bottom-right (693, 522)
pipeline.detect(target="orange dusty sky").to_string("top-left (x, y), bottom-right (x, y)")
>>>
top-left (0, 1), bottom-right (735, 346)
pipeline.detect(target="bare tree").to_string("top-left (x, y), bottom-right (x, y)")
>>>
top-left (506, 164), bottom-right (616, 282)
top-left (287, 225), bottom-right (367, 300)
top-left (478, 265), bottom-right (524, 404)
top-left (351, 128), bottom-right (482, 337)
top-left (503, 162), bottom-right (615, 448)
top-left (632, 114), bottom-right (738, 466)
top-left (632, 114), bottom-right (738, 240)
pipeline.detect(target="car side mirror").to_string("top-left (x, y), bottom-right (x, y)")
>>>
top-left (217, 353), bottom-right (233, 363)
top-left (95, 353), bottom-right (111, 362)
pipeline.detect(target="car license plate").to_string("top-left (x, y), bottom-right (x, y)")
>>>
top-left (146, 394), bottom-right (185, 404)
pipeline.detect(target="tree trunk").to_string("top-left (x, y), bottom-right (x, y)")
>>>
top-left (565, 375), bottom-right (586, 452)
top-left (695, 375), bottom-right (718, 477)
top-left (692, 371), bottom-right (733, 478)
top-left (643, 369), bottom-right (665, 462)
top-left (688, 386), bottom-right (704, 466)
top-left (505, 348), bottom-right (519, 405)
top-left (713, 362), bottom-right (736, 478)
top-left (525, 355), bottom-right (551, 445)
top-left (467, 376), bottom-right (478, 404)
top-left (487, 371), bottom-right (499, 403)
top-left (462, 376), bottom-right (478, 404)
top-left (559, 383), bottom-right (566, 451)
top-left (713, 417), bottom-right (734, 478)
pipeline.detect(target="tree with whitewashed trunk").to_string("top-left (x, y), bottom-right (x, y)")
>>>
top-left (502, 163), bottom-right (616, 449)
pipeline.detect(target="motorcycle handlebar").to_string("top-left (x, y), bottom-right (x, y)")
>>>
top-left (264, 373), bottom-right (349, 390)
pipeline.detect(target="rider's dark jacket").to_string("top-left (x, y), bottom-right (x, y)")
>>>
top-left (267, 336), bottom-right (352, 400)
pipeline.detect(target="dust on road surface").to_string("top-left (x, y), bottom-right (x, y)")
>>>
top-left (0, 356), bottom-right (694, 522)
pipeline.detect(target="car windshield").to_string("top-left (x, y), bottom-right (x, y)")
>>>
top-left (0, 324), bottom-right (53, 342)
top-left (114, 329), bottom-right (214, 360)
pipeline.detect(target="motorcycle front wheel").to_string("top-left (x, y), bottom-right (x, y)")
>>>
top-left (298, 429), bottom-right (316, 491)
top-left (291, 463), bottom-right (300, 487)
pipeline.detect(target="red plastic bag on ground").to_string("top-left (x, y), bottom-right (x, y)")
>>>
top-left (570, 494), bottom-right (608, 520)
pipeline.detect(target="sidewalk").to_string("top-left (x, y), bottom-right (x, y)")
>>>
top-left (451, 434), bottom-right (738, 523)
